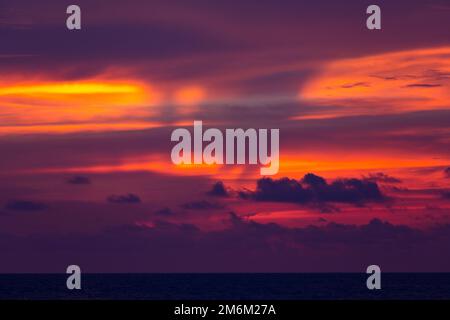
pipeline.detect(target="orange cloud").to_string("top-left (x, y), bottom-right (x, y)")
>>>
top-left (174, 86), bottom-right (205, 106)
top-left (298, 46), bottom-right (450, 118)
top-left (279, 153), bottom-right (449, 176)
top-left (0, 82), bottom-right (141, 96)
top-left (0, 122), bottom-right (163, 136)
top-left (26, 154), bottom-right (253, 181)
top-left (0, 73), bottom-right (216, 135)
top-left (0, 77), bottom-right (161, 135)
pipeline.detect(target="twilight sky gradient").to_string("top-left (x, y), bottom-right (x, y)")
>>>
top-left (0, 0), bottom-right (450, 272)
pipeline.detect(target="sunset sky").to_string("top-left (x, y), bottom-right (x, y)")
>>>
top-left (1, 0), bottom-right (450, 272)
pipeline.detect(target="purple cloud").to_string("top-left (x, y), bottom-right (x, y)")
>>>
top-left (207, 181), bottom-right (229, 197)
top-left (1, 214), bottom-right (450, 272)
top-left (5, 200), bottom-right (47, 212)
top-left (107, 194), bottom-right (141, 204)
top-left (362, 172), bottom-right (402, 184)
top-left (181, 201), bottom-right (224, 210)
top-left (67, 176), bottom-right (91, 185)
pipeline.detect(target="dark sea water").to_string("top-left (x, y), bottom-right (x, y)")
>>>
top-left (0, 273), bottom-right (449, 300)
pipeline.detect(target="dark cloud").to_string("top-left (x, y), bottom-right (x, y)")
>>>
top-left (443, 191), bottom-right (450, 200)
top-left (154, 207), bottom-right (175, 216)
top-left (315, 203), bottom-right (341, 214)
top-left (67, 175), bottom-right (91, 185)
top-left (207, 181), bottom-right (229, 197)
top-left (181, 201), bottom-right (224, 210)
top-left (363, 172), bottom-right (402, 184)
top-left (341, 82), bottom-right (370, 89)
top-left (1, 214), bottom-right (450, 273)
top-left (107, 194), bottom-right (141, 204)
top-left (248, 177), bottom-right (310, 203)
top-left (404, 83), bottom-right (442, 88)
top-left (240, 174), bottom-right (385, 205)
top-left (5, 200), bottom-right (47, 212)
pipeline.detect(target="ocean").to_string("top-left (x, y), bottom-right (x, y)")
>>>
top-left (0, 273), bottom-right (449, 300)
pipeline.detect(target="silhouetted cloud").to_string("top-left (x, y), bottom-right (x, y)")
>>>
top-left (249, 177), bottom-right (311, 202)
top-left (5, 200), bottom-right (47, 211)
top-left (239, 173), bottom-right (384, 205)
top-left (107, 194), bottom-right (141, 204)
top-left (207, 181), bottom-right (229, 197)
top-left (363, 172), bottom-right (402, 184)
top-left (1, 214), bottom-right (450, 272)
top-left (405, 83), bottom-right (442, 88)
top-left (154, 207), bottom-right (175, 216)
top-left (67, 176), bottom-right (91, 185)
top-left (181, 201), bottom-right (224, 210)
top-left (341, 82), bottom-right (370, 88)
top-left (315, 203), bottom-right (341, 214)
